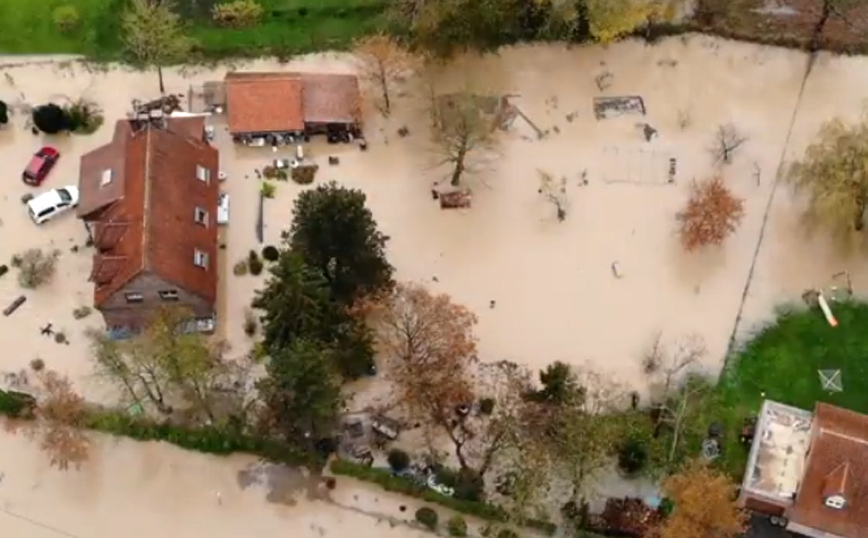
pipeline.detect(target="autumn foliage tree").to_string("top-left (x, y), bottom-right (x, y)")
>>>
top-left (655, 461), bottom-right (747, 538)
top-left (366, 282), bottom-right (477, 421)
top-left (354, 34), bottom-right (419, 116)
top-left (676, 176), bottom-right (744, 251)
top-left (29, 371), bottom-right (90, 470)
top-left (788, 116), bottom-right (868, 247)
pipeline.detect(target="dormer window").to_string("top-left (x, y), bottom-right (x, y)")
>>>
top-left (825, 495), bottom-right (847, 510)
top-left (101, 169), bottom-right (113, 187)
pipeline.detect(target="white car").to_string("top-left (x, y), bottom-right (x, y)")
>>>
top-left (27, 186), bottom-right (79, 225)
top-left (217, 192), bottom-right (229, 225)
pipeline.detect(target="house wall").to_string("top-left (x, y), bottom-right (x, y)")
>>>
top-left (97, 272), bottom-right (214, 331)
top-left (742, 495), bottom-right (787, 516)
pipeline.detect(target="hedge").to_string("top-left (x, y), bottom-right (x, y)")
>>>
top-left (329, 459), bottom-right (557, 536)
top-left (0, 389), bottom-right (319, 468)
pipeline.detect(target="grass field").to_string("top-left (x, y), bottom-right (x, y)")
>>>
top-left (0, 0), bottom-right (386, 58)
top-left (711, 301), bottom-right (868, 477)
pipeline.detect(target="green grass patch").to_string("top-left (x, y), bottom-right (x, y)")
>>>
top-left (0, 0), bottom-right (386, 58)
top-left (713, 301), bottom-right (868, 476)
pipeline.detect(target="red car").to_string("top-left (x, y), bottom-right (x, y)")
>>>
top-left (22, 146), bottom-right (60, 186)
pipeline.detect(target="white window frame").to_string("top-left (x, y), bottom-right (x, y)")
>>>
top-left (194, 206), bottom-right (209, 225)
top-left (193, 249), bottom-right (209, 268)
top-left (196, 165), bottom-right (211, 183)
top-left (125, 292), bottom-right (144, 303)
top-left (159, 290), bottom-right (179, 301)
top-left (101, 169), bottom-right (113, 187)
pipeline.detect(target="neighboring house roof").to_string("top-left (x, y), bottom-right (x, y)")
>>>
top-left (790, 403), bottom-right (868, 538)
top-left (225, 72), bottom-right (305, 134)
top-left (78, 118), bottom-right (219, 309)
top-left (224, 71), bottom-right (361, 132)
top-left (297, 72), bottom-right (361, 124)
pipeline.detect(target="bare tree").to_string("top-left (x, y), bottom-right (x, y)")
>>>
top-left (121, 0), bottom-right (193, 94)
top-left (430, 91), bottom-right (496, 186)
top-left (538, 170), bottom-right (569, 221)
top-left (710, 124), bottom-right (747, 165)
top-left (353, 34), bottom-right (420, 116)
top-left (642, 333), bottom-right (713, 465)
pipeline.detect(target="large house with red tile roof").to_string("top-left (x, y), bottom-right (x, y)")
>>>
top-left (224, 71), bottom-right (362, 140)
top-left (77, 115), bottom-right (219, 333)
top-left (739, 400), bottom-right (868, 538)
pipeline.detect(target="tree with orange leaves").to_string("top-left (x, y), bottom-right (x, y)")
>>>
top-left (655, 460), bottom-right (747, 538)
top-left (366, 282), bottom-right (519, 476)
top-left (353, 34), bottom-right (419, 116)
top-left (676, 176), bottom-right (744, 251)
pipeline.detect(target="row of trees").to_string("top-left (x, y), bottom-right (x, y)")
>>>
top-left (676, 113), bottom-right (868, 253)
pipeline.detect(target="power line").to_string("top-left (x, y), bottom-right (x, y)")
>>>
top-left (0, 504), bottom-right (83, 538)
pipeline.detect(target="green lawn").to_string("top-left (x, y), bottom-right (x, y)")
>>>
top-left (0, 0), bottom-right (386, 58)
top-left (713, 301), bottom-right (868, 476)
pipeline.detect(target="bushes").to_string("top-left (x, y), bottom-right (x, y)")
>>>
top-left (52, 5), bottom-right (80, 34)
top-left (262, 245), bottom-right (280, 262)
top-left (83, 409), bottom-right (319, 467)
top-left (448, 515), bottom-right (468, 537)
top-left (16, 248), bottom-right (60, 289)
top-left (0, 389), bottom-right (36, 418)
top-left (212, 0), bottom-right (264, 28)
top-left (248, 250), bottom-right (264, 275)
top-left (479, 397), bottom-right (495, 415)
top-left (416, 507), bottom-right (439, 530)
top-left (617, 438), bottom-right (648, 476)
top-left (329, 460), bottom-right (557, 535)
top-left (64, 99), bottom-right (104, 134)
top-left (387, 448), bottom-right (410, 472)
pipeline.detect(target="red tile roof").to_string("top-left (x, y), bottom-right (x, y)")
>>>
top-left (224, 71), bottom-right (361, 132)
top-left (79, 118), bottom-right (219, 309)
top-left (790, 403), bottom-right (868, 538)
top-left (225, 73), bottom-right (305, 134)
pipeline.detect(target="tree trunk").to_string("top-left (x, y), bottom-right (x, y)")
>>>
top-left (450, 144), bottom-right (467, 186)
top-left (379, 70), bottom-right (391, 116)
top-left (158, 66), bottom-right (165, 95)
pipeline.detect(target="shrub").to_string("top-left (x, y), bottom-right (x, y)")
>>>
top-left (291, 164), bottom-right (318, 184)
top-left (64, 99), bottom-right (104, 134)
top-left (0, 100), bottom-right (9, 125)
top-left (32, 104), bottom-right (70, 134)
top-left (448, 516), bottom-right (468, 537)
top-left (454, 468), bottom-right (485, 502)
top-left (262, 245), bottom-right (280, 262)
top-left (0, 265), bottom-right (8, 278)
top-left (243, 309), bottom-right (258, 337)
top-left (479, 397), bottom-right (495, 415)
top-left (329, 460), bottom-right (557, 535)
top-left (618, 438), bottom-right (648, 476)
top-left (72, 306), bottom-right (92, 319)
top-left (248, 250), bottom-right (264, 276)
top-left (212, 0), bottom-right (264, 28)
top-left (16, 248), bottom-right (60, 289)
top-left (233, 259), bottom-right (249, 276)
top-left (30, 358), bottom-right (45, 371)
top-left (52, 5), bottom-right (80, 34)
top-left (261, 181), bottom-right (276, 199)
top-left (497, 530), bottom-right (519, 538)
top-left (0, 389), bottom-right (36, 418)
top-left (387, 448), bottom-right (411, 472)
top-left (416, 507), bottom-right (439, 530)
top-left (10, 255), bottom-right (22, 268)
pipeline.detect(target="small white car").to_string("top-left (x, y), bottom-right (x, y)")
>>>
top-left (217, 192), bottom-right (229, 225)
top-left (27, 186), bottom-right (79, 225)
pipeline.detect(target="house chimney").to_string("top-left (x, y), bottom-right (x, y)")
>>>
top-left (822, 461), bottom-right (850, 510)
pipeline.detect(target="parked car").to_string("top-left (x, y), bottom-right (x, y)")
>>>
top-left (27, 186), bottom-right (79, 224)
top-left (22, 146), bottom-right (60, 186)
top-left (217, 192), bottom-right (229, 225)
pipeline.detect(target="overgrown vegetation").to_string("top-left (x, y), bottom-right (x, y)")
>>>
top-left (5, 0), bottom-right (866, 60)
